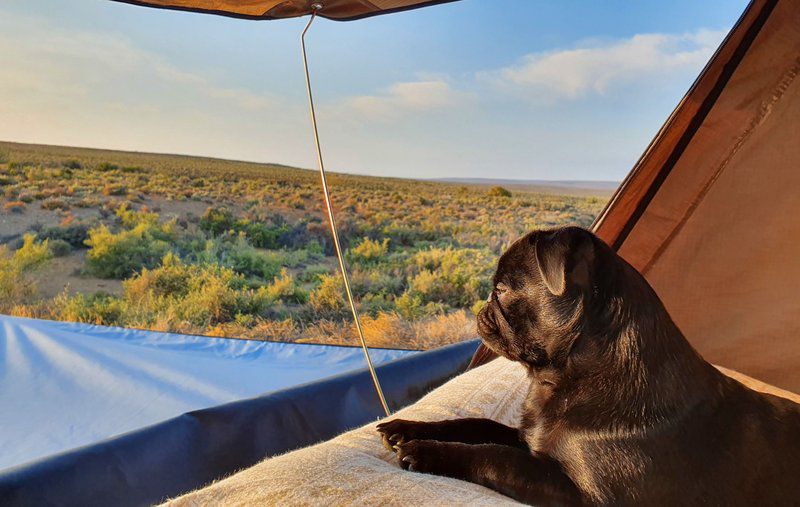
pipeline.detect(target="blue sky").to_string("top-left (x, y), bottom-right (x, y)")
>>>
top-left (0, 0), bottom-right (748, 180)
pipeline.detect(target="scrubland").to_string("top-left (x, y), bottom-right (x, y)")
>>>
top-left (0, 141), bottom-right (608, 349)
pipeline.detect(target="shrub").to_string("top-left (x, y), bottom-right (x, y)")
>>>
top-left (349, 237), bottom-right (389, 264)
top-left (84, 220), bottom-right (174, 279)
top-left (199, 206), bottom-right (236, 235)
top-left (38, 223), bottom-right (91, 248)
top-left (116, 204), bottom-right (158, 228)
top-left (97, 162), bottom-right (118, 172)
top-left (349, 269), bottom-right (404, 298)
top-left (242, 221), bottom-right (288, 249)
top-left (3, 201), bottom-right (26, 213)
top-left (309, 274), bottom-right (346, 315)
top-left (122, 254), bottom-right (267, 328)
top-left (225, 244), bottom-right (282, 280)
top-left (40, 198), bottom-right (70, 211)
top-left (49, 239), bottom-right (72, 257)
top-left (199, 208), bottom-right (289, 249)
top-left (406, 247), bottom-right (493, 308)
top-left (102, 184), bottom-right (127, 196)
top-left (11, 234), bottom-right (52, 272)
top-left (58, 292), bottom-right (124, 325)
top-left (395, 291), bottom-right (431, 320)
top-left (487, 186), bottom-right (512, 197)
top-left (0, 234), bottom-right (52, 309)
top-left (262, 269), bottom-right (307, 304)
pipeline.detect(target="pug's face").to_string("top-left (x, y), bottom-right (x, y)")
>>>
top-left (477, 227), bottom-right (598, 368)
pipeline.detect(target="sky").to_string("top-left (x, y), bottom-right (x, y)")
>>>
top-left (0, 0), bottom-right (749, 181)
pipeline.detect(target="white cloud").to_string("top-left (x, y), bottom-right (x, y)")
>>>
top-left (0, 9), bottom-right (309, 167)
top-left (337, 80), bottom-right (470, 121)
top-left (487, 29), bottom-right (727, 100)
top-left (0, 14), bottom-right (276, 113)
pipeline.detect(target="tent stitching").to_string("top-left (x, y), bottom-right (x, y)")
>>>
top-left (609, 0), bottom-right (778, 252)
top-left (641, 56), bottom-right (800, 275)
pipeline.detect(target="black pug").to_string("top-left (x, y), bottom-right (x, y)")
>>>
top-left (377, 226), bottom-right (800, 505)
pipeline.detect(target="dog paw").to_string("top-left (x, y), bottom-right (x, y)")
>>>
top-left (395, 439), bottom-right (445, 474)
top-left (376, 419), bottom-right (434, 452)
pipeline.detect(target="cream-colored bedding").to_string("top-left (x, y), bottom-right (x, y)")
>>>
top-left (165, 358), bottom-right (799, 506)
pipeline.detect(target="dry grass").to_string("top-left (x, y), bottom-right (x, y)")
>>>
top-left (294, 310), bottom-right (475, 350)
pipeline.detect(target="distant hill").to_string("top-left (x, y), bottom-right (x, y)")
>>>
top-left (433, 178), bottom-right (619, 197)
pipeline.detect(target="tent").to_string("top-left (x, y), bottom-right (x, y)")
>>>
top-left (2, 0), bottom-right (799, 503)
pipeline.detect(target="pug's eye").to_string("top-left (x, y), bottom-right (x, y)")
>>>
top-left (494, 283), bottom-right (509, 295)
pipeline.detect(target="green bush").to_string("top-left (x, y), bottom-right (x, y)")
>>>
top-left (84, 219), bottom-right (174, 279)
top-left (225, 245), bottom-right (282, 280)
top-left (10, 234), bottom-right (52, 272)
top-left (97, 162), bottom-right (118, 172)
top-left (487, 186), bottom-right (512, 197)
top-left (309, 274), bottom-right (346, 315)
top-left (48, 239), bottom-right (72, 257)
top-left (262, 269), bottom-right (307, 304)
top-left (406, 247), bottom-right (493, 308)
top-left (0, 234), bottom-right (52, 308)
top-left (122, 254), bottom-right (268, 327)
top-left (241, 221), bottom-right (288, 249)
top-left (58, 292), bottom-right (124, 325)
top-left (39, 223), bottom-right (91, 248)
top-left (199, 206), bottom-right (236, 236)
top-left (199, 207), bottom-right (288, 249)
top-left (349, 237), bottom-right (389, 264)
top-left (116, 204), bottom-right (158, 228)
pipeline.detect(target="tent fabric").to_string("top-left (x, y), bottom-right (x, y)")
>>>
top-left (0, 338), bottom-right (478, 507)
top-left (0, 315), bottom-right (415, 471)
top-left (593, 0), bottom-right (800, 392)
top-left (164, 358), bottom-right (800, 505)
top-left (111, 0), bottom-right (459, 21)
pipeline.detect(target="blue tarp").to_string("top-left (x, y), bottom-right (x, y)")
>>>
top-left (0, 315), bottom-right (416, 471)
top-left (0, 326), bottom-right (478, 507)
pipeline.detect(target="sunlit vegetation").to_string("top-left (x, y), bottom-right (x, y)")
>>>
top-left (0, 141), bottom-right (609, 349)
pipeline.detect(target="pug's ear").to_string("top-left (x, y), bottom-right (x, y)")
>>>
top-left (534, 227), bottom-right (595, 296)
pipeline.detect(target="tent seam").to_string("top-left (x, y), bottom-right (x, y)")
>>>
top-left (641, 56), bottom-right (800, 275)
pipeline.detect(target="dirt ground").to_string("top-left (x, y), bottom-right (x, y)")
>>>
top-left (34, 251), bottom-right (123, 298)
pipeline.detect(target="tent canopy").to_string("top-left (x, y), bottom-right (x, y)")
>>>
top-left (111, 0), bottom-right (459, 20)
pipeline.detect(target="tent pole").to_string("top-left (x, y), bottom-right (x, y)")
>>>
top-left (301, 5), bottom-right (391, 417)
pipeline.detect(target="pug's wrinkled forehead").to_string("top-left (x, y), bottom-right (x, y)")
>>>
top-left (493, 232), bottom-right (540, 289)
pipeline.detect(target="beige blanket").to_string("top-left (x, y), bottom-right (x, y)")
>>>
top-left (165, 358), bottom-right (799, 506)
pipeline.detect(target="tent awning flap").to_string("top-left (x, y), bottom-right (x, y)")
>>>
top-left (111, 0), bottom-right (459, 20)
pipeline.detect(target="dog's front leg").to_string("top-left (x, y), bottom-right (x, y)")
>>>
top-left (396, 440), bottom-right (583, 506)
top-left (377, 418), bottom-right (526, 450)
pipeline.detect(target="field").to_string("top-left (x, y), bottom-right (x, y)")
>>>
top-left (0, 141), bottom-right (609, 349)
